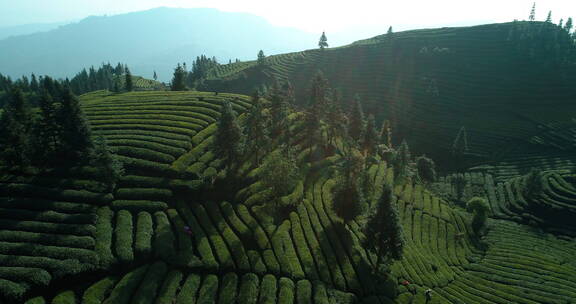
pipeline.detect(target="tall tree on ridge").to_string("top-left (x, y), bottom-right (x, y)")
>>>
top-left (318, 31), bottom-right (329, 49)
top-left (529, 2), bottom-right (536, 21)
top-left (257, 50), bottom-right (266, 67)
top-left (546, 11), bottom-right (552, 23)
top-left (171, 63), bottom-right (187, 91)
top-left (125, 66), bottom-right (133, 92)
top-left (59, 88), bottom-right (93, 160)
top-left (348, 94), bottom-right (365, 142)
top-left (0, 88), bottom-right (33, 168)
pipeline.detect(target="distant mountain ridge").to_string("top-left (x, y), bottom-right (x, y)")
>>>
top-left (0, 7), bottom-right (316, 81)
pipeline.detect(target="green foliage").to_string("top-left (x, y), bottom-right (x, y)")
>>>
top-left (363, 183), bottom-right (405, 264)
top-left (92, 136), bottom-right (124, 189)
top-left (529, 2), bottom-right (536, 21)
top-left (0, 88), bottom-right (33, 168)
top-left (114, 210), bottom-right (134, 264)
top-left (453, 174), bottom-right (467, 201)
top-left (125, 67), bottom-right (133, 92)
top-left (348, 95), bottom-right (364, 142)
top-left (197, 274), bottom-right (218, 304)
top-left (214, 100), bottom-right (242, 168)
top-left (361, 114), bottom-right (378, 156)
top-left (259, 149), bottom-right (300, 207)
top-left (257, 50), bottom-right (267, 66)
top-left (59, 88), bottom-right (93, 160)
top-left (393, 140), bottom-right (411, 180)
top-left (155, 270), bottom-right (183, 304)
top-left (132, 261), bottom-right (168, 304)
top-left (416, 155), bottom-right (436, 183)
top-left (524, 168), bottom-right (543, 197)
top-left (82, 276), bottom-right (117, 304)
top-left (467, 197), bottom-right (489, 235)
top-left (176, 274), bottom-right (201, 303)
top-left (218, 273), bottom-right (238, 304)
top-left (171, 63), bottom-right (187, 91)
top-left (51, 290), bottom-right (76, 304)
top-left (237, 273), bottom-right (259, 304)
top-left (244, 91), bottom-right (269, 163)
top-left (153, 211), bottom-right (176, 261)
top-left (318, 31), bottom-right (329, 49)
top-left (134, 211), bottom-right (153, 259)
top-left (103, 265), bottom-right (148, 304)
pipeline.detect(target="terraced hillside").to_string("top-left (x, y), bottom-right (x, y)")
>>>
top-left (1, 89), bottom-right (575, 303)
top-left (202, 21), bottom-right (576, 174)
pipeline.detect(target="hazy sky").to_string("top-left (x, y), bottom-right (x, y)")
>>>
top-left (1, 0), bottom-right (575, 32)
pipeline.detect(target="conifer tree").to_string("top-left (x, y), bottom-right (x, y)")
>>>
top-left (0, 88), bottom-right (33, 168)
top-left (215, 101), bottom-right (242, 168)
top-left (318, 31), bottom-right (329, 49)
top-left (361, 114), bottom-right (378, 156)
top-left (37, 91), bottom-right (61, 158)
top-left (125, 66), bottom-right (133, 92)
top-left (93, 136), bottom-right (124, 190)
top-left (529, 3), bottom-right (536, 21)
top-left (309, 71), bottom-right (328, 109)
top-left (348, 95), bottom-right (365, 142)
top-left (245, 91), bottom-right (269, 164)
top-left (363, 183), bottom-right (405, 265)
top-left (257, 50), bottom-right (266, 66)
top-left (387, 26), bottom-right (394, 41)
top-left (59, 88), bottom-right (93, 160)
top-left (269, 82), bottom-right (289, 137)
top-left (333, 148), bottom-right (366, 222)
top-left (260, 149), bottom-right (300, 209)
top-left (30, 74), bottom-right (39, 93)
top-left (153, 71), bottom-right (158, 81)
top-left (546, 11), bottom-right (552, 23)
top-left (379, 119), bottom-right (392, 147)
top-left (394, 140), bottom-right (411, 180)
top-left (171, 63), bottom-right (187, 91)
top-left (565, 18), bottom-right (573, 33)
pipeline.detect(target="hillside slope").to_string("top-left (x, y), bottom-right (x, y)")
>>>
top-left (203, 22), bottom-right (576, 174)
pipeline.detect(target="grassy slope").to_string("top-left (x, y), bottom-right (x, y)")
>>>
top-left (202, 22), bottom-right (576, 176)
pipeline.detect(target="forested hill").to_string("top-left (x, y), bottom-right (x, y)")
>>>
top-left (202, 21), bottom-right (576, 170)
top-left (0, 7), bottom-right (316, 81)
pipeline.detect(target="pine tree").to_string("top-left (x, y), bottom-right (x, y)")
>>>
top-left (363, 183), bottom-right (405, 265)
top-left (348, 95), bottom-right (365, 142)
top-left (546, 11), bottom-right (552, 23)
top-left (416, 156), bottom-right (436, 183)
top-left (171, 64), bottom-right (187, 91)
top-left (559, 19), bottom-right (564, 29)
top-left (318, 31), bottom-right (329, 49)
top-left (245, 91), bottom-right (269, 164)
top-left (153, 71), bottom-right (158, 81)
top-left (37, 91), bottom-right (61, 158)
top-left (394, 140), bottom-right (411, 180)
top-left (333, 148), bottom-right (366, 222)
top-left (215, 101), bottom-right (242, 168)
top-left (260, 149), bottom-right (300, 209)
top-left (125, 66), bottom-right (133, 92)
top-left (58, 88), bottom-right (93, 160)
top-left (0, 88), bottom-right (33, 168)
top-left (269, 83), bottom-right (289, 138)
top-left (565, 18), bottom-right (573, 33)
top-left (257, 50), bottom-right (266, 66)
top-left (309, 71), bottom-right (328, 109)
top-left (387, 26), bottom-right (394, 41)
top-left (92, 136), bottom-right (124, 190)
top-left (361, 114), bottom-right (378, 156)
top-left (30, 74), bottom-right (39, 93)
top-left (529, 2), bottom-right (536, 21)
top-left (379, 119), bottom-right (392, 147)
